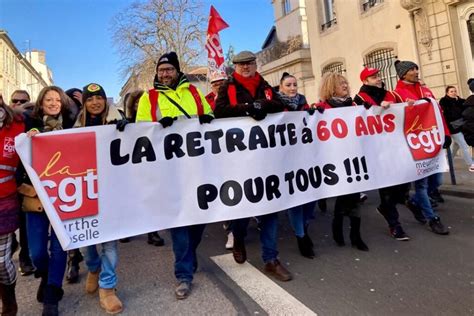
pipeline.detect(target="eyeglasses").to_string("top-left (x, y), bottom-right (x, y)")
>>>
top-left (157, 67), bottom-right (176, 74)
top-left (12, 99), bottom-right (28, 104)
top-left (236, 61), bottom-right (256, 66)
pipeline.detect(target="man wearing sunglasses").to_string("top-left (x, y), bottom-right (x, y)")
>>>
top-left (10, 90), bottom-right (30, 109)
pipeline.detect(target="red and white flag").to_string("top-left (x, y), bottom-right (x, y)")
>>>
top-left (205, 6), bottom-right (229, 82)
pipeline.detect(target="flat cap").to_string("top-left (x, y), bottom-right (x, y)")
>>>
top-left (232, 51), bottom-right (256, 64)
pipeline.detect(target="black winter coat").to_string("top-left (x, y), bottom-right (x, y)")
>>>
top-left (462, 95), bottom-right (474, 146)
top-left (439, 95), bottom-right (466, 134)
top-left (214, 75), bottom-right (284, 118)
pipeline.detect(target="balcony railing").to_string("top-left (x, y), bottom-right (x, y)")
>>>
top-left (361, 0), bottom-right (383, 12)
top-left (320, 18), bottom-right (337, 31)
top-left (257, 35), bottom-right (304, 66)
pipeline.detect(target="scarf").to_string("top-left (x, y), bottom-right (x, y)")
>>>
top-left (328, 96), bottom-right (353, 108)
top-left (233, 72), bottom-right (262, 98)
top-left (0, 107), bottom-right (6, 129)
top-left (278, 92), bottom-right (306, 111)
top-left (358, 84), bottom-right (387, 105)
top-left (43, 115), bottom-right (63, 132)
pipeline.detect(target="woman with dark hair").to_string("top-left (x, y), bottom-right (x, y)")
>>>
top-left (0, 92), bottom-right (24, 315)
top-left (74, 83), bottom-right (124, 314)
top-left (21, 86), bottom-right (71, 315)
top-left (315, 72), bottom-right (369, 251)
top-left (439, 85), bottom-right (473, 172)
top-left (278, 72), bottom-right (317, 258)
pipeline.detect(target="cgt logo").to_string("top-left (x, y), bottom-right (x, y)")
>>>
top-left (32, 132), bottom-right (98, 220)
top-left (404, 102), bottom-right (442, 161)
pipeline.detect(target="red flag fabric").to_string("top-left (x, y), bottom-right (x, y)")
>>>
top-left (206, 6), bottom-right (229, 82)
top-left (207, 5), bottom-right (229, 35)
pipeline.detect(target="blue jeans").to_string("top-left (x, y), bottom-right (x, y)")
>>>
top-left (26, 212), bottom-right (67, 288)
top-left (411, 177), bottom-right (438, 220)
top-left (287, 201), bottom-right (316, 237)
top-left (170, 224), bottom-right (206, 283)
top-left (84, 241), bottom-right (118, 289)
top-left (232, 212), bottom-right (278, 264)
top-left (451, 132), bottom-right (474, 166)
top-left (428, 172), bottom-right (443, 194)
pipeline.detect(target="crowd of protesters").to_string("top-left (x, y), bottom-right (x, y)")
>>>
top-left (0, 49), bottom-right (472, 316)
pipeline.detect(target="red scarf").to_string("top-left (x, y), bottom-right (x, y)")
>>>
top-left (233, 72), bottom-right (262, 98)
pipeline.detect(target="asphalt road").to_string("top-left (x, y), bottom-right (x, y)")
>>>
top-left (14, 190), bottom-right (474, 315)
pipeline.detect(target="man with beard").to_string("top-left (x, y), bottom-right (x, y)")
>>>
top-left (136, 51), bottom-right (213, 299)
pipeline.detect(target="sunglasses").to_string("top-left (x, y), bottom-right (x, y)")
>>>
top-left (12, 99), bottom-right (28, 104)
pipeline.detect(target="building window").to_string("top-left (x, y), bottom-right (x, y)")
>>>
top-left (319, 0), bottom-right (337, 31)
top-left (282, 0), bottom-right (291, 16)
top-left (321, 62), bottom-right (345, 75)
top-left (468, 13), bottom-right (474, 59)
top-left (363, 48), bottom-right (397, 90)
top-left (361, 0), bottom-right (384, 12)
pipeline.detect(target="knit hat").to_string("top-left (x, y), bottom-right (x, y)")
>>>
top-left (468, 78), bottom-right (474, 93)
top-left (65, 88), bottom-right (83, 109)
top-left (82, 83), bottom-right (106, 104)
top-left (360, 67), bottom-right (379, 81)
top-left (394, 60), bottom-right (418, 79)
top-left (157, 52), bottom-right (180, 72)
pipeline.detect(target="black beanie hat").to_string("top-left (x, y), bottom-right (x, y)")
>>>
top-left (157, 52), bottom-right (180, 73)
top-left (394, 60), bottom-right (418, 79)
top-left (65, 88), bottom-right (82, 109)
top-left (82, 83), bottom-right (106, 104)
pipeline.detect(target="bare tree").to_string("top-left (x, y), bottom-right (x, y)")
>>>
top-left (111, 0), bottom-right (206, 80)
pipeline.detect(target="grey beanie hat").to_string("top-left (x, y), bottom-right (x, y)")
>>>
top-left (394, 60), bottom-right (418, 79)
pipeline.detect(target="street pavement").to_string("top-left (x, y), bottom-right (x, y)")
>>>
top-left (13, 163), bottom-right (474, 315)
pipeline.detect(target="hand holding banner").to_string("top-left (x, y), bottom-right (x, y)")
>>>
top-left (16, 100), bottom-right (448, 250)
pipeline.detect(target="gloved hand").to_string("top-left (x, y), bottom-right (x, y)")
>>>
top-left (306, 108), bottom-right (316, 115)
top-left (159, 116), bottom-right (175, 128)
top-left (362, 102), bottom-right (372, 110)
top-left (246, 101), bottom-right (267, 121)
top-left (115, 119), bottom-right (129, 132)
top-left (443, 135), bottom-right (452, 149)
top-left (316, 105), bottom-right (325, 114)
top-left (198, 114), bottom-right (214, 124)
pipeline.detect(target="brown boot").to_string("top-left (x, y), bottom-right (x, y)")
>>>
top-left (232, 238), bottom-right (247, 264)
top-left (99, 288), bottom-right (123, 314)
top-left (264, 259), bottom-right (293, 282)
top-left (85, 270), bottom-right (100, 294)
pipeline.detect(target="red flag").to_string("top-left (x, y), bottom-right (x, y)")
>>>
top-left (207, 5), bottom-right (229, 35)
top-left (206, 6), bottom-right (228, 82)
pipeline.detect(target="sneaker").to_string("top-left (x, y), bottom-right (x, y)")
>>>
top-left (175, 281), bottom-right (192, 300)
top-left (405, 200), bottom-right (427, 224)
top-left (19, 261), bottom-right (36, 276)
top-left (390, 226), bottom-right (410, 241)
top-left (359, 193), bottom-right (368, 203)
top-left (469, 164), bottom-right (474, 172)
top-left (429, 190), bottom-right (445, 203)
top-left (225, 232), bottom-right (234, 250)
top-left (429, 217), bottom-right (449, 235)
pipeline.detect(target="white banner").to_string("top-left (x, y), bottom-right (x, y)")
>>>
top-left (16, 100), bottom-right (448, 250)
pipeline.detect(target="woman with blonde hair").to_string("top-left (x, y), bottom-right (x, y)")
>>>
top-left (314, 72), bottom-right (369, 251)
